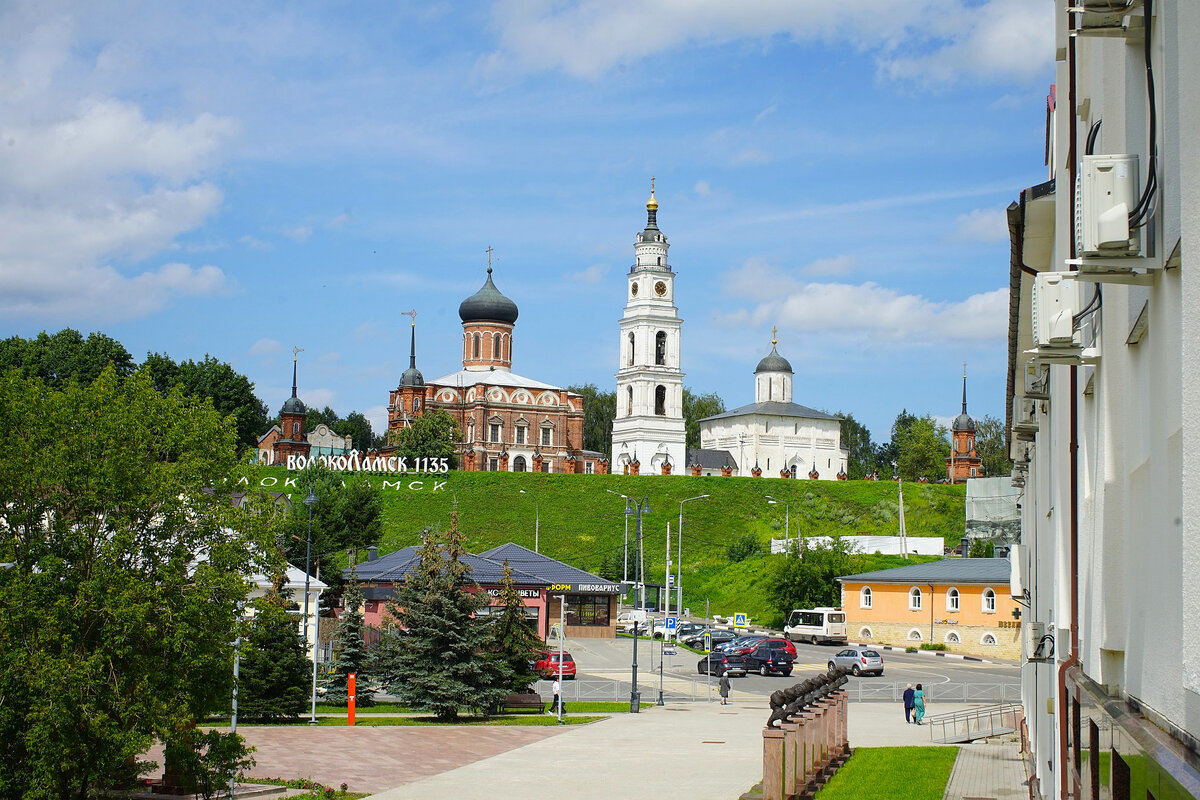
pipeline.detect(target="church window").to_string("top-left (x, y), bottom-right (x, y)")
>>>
top-left (493, 333), bottom-right (501, 359)
top-left (488, 458), bottom-right (498, 472)
top-left (791, 464), bottom-right (797, 478)
top-left (516, 426), bottom-right (526, 445)
top-left (541, 461), bottom-right (550, 473)
top-left (541, 427), bottom-right (552, 447)
top-left (657, 256), bottom-right (662, 265)
top-left (412, 397), bottom-right (420, 412)
top-left (585, 461), bottom-right (594, 474)
top-left (490, 423), bottom-right (501, 443)
top-left (628, 332), bottom-right (635, 366)
top-left (513, 456), bottom-right (527, 472)
top-left (627, 386), bottom-right (633, 416)
top-left (970, 467), bottom-right (977, 477)
top-left (655, 331), bottom-right (666, 366)
top-left (473, 334), bottom-right (480, 358)
top-left (292, 422), bottom-right (299, 436)
top-left (654, 385), bottom-right (666, 416)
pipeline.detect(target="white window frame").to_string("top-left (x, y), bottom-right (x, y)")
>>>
top-left (859, 627), bottom-right (873, 639)
top-left (859, 586), bottom-right (872, 609)
top-left (907, 629), bottom-right (923, 641)
top-left (944, 631), bottom-right (960, 644)
top-left (981, 633), bottom-right (997, 646)
top-left (908, 586), bottom-right (923, 611)
top-left (946, 587), bottom-right (960, 612)
top-left (982, 587), bottom-right (997, 613)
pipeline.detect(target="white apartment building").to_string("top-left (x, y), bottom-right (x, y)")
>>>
top-left (1005, 2), bottom-right (1200, 798)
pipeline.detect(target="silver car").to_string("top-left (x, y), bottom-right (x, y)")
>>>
top-left (827, 646), bottom-right (884, 676)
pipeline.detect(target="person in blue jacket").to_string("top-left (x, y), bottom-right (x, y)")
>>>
top-left (903, 684), bottom-right (916, 723)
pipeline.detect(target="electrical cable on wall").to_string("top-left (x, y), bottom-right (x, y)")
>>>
top-left (1129, 0), bottom-right (1158, 229)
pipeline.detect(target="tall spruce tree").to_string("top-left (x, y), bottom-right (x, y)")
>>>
top-left (378, 512), bottom-right (510, 720)
top-left (490, 561), bottom-right (542, 693)
top-left (238, 572), bottom-right (309, 722)
top-left (324, 573), bottom-right (375, 707)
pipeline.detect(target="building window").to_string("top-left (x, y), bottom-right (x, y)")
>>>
top-left (493, 333), bottom-right (501, 359)
top-left (563, 594), bottom-right (610, 626)
top-left (627, 386), bottom-right (634, 416)
top-left (412, 397), bottom-right (421, 412)
top-left (541, 460), bottom-right (550, 473)
top-left (908, 587), bottom-right (922, 610)
top-left (513, 455), bottom-right (527, 472)
top-left (981, 633), bottom-right (997, 646)
top-left (473, 333), bottom-right (480, 358)
top-left (488, 457), bottom-right (498, 472)
top-left (655, 331), bottom-right (666, 366)
top-left (541, 427), bottom-right (551, 446)
top-left (947, 587), bottom-right (960, 612)
top-left (516, 426), bottom-right (526, 445)
top-left (859, 627), bottom-right (873, 639)
top-left (860, 586), bottom-right (872, 609)
top-left (490, 423), bottom-right (501, 443)
top-left (655, 385), bottom-right (666, 416)
top-left (585, 461), bottom-right (594, 474)
top-left (982, 588), bottom-right (996, 613)
top-left (292, 422), bottom-right (299, 435)
top-left (628, 332), bottom-right (635, 366)
top-left (945, 631), bottom-right (960, 644)
top-left (970, 467), bottom-right (977, 477)
top-left (908, 629), bottom-right (923, 641)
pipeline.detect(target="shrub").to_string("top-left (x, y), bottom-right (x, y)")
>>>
top-left (727, 533), bottom-right (762, 563)
top-left (919, 643), bottom-right (947, 651)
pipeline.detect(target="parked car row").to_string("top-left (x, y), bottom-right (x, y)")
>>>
top-left (532, 650), bottom-right (577, 679)
top-left (697, 642), bottom-right (795, 677)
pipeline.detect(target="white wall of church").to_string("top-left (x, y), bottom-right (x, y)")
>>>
top-left (700, 414), bottom-right (845, 479)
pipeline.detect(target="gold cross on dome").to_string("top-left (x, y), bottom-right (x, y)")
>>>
top-left (771, 326), bottom-right (777, 346)
top-left (292, 345), bottom-right (304, 362)
top-left (651, 176), bottom-right (655, 193)
top-left (402, 308), bottom-right (418, 327)
top-left (486, 245), bottom-right (494, 270)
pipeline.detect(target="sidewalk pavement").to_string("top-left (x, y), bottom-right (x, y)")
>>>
top-left (942, 741), bottom-right (1028, 800)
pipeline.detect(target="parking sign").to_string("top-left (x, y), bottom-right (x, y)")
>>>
top-left (665, 616), bottom-right (677, 630)
top-left (734, 613), bottom-right (748, 628)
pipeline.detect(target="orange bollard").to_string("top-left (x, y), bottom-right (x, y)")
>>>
top-left (348, 672), bottom-right (356, 726)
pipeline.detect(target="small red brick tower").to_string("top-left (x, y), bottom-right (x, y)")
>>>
top-left (273, 348), bottom-right (311, 464)
top-left (946, 366), bottom-right (983, 483)
top-left (388, 309), bottom-right (427, 433)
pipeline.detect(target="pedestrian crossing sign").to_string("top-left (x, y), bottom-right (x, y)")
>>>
top-left (734, 613), bottom-right (748, 628)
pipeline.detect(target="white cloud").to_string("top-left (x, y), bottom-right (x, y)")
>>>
top-left (731, 148), bottom-right (770, 166)
top-left (950, 208), bottom-right (1009, 243)
top-left (570, 263), bottom-right (608, 283)
top-left (240, 235), bottom-right (272, 251)
top-left (693, 179), bottom-right (712, 198)
top-left (719, 259), bottom-right (1007, 343)
top-left (804, 255), bottom-right (857, 277)
top-left (325, 213), bottom-right (352, 230)
top-left (272, 225), bottom-right (313, 242)
top-left (249, 338), bottom-right (283, 357)
top-left (478, 0), bottom-right (1053, 86)
top-left (753, 104), bottom-right (777, 125)
top-left (363, 404), bottom-right (389, 438)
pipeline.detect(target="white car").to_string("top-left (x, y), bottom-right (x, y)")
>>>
top-left (616, 611), bottom-right (656, 634)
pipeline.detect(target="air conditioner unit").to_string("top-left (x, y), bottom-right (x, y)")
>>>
top-left (1032, 272), bottom-right (1080, 348)
top-left (1023, 362), bottom-right (1050, 399)
top-left (1009, 544), bottom-right (1025, 598)
top-left (1023, 621), bottom-right (1048, 660)
top-left (1013, 398), bottom-right (1039, 434)
top-left (1077, 154), bottom-right (1140, 260)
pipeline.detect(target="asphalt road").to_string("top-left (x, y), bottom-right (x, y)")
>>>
top-left (539, 634), bottom-right (1020, 703)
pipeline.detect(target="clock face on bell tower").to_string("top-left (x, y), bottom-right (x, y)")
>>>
top-left (654, 280), bottom-right (667, 297)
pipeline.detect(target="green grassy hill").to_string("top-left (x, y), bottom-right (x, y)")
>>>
top-left (251, 467), bottom-right (964, 624)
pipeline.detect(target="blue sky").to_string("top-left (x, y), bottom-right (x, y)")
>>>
top-left (0, 1), bottom-right (1055, 441)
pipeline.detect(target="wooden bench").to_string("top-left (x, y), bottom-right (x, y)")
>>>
top-left (492, 693), bottom-right (546, 714)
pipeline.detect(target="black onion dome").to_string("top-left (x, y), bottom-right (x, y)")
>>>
top-left (754, 345), bottom-right (793, 374)
top-left (459, 269), bottom-right (519, 324)
top-left (400, 366), bottom-right (424, 388)
top-left (952, 412), bottom-right (975, 432)
top-left (281, 395), bottom-right (306, 414)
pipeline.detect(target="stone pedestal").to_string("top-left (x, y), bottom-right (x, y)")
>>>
top-left (762, 728), bottom-right (787, 800)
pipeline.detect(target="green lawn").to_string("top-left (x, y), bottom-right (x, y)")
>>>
top-left (813, 747), bottom-right (959, 800)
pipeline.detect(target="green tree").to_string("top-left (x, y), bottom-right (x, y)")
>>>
top-left (839, 411), bottom-right (876, 479)
top-left (0, 367), bottom-right (271, 797)
top-left (683, 388), bottom-right (725, 450)
top-left (335, 410), bottom-right (376, 451)
top-left (377, 513), bottom-right (509, 720)
top-left (278, 463), bottom-right (383, 580)
top-left (0, 328), bottom-right (134, 388)
top-left (727, 533), bottom-right (762, 563)
top-left (238, 574), bottom-right (310, 722)
top-left (144, 352), bottom-right (269, 453)
top-left (388, 408), bottom-right (461, 467)
top-left (766, 538), bottom-right (861, 616)
top-left (895, 415), bottom-right (950, 481)
top-left (324, 573), bottom-right (375, 707)
top-left (489, 561), bottom-right (542, 693)
top-left (568, 383), bottom-right (615, 457)
top-left (307, 405), bottom-right (339, 431)
top-left (974, 415), bottom-right (1011, 478)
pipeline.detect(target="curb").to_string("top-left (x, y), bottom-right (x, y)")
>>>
top-left (847, 641), bottom-right (1004, 665)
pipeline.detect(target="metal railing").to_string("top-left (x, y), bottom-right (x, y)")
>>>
top-left (923, 702), bottom-right (1023, 743)
top-left (846, 681), bottom-right (1020, 704)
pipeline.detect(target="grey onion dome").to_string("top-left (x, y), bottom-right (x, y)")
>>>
top-left (952, 412), bottom-right (975, 432)
top-left (754, 345), bottom-right (793, 374)
top-left (281, 395), bottom-right (306, 414)
top-left (400, 366), bottom-right (424, 388)
top-left (459, 268), bottom-right (519, 324)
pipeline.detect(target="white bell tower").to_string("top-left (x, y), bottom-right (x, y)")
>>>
top-left (611, 179), bottom-right (687, 475)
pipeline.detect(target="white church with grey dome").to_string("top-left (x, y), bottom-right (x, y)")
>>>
top-left (692, 335), bottom-right (847, 479)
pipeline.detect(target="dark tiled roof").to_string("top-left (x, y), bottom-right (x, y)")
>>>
top-left (700, 401), bottom-right (840, 423)
top-left (346, 541), bottom-right (612, 589)
top-left (478, 543), bottom-right (617, 590)
top-left (837, 558), bottom-right (1011, 585)
top-left (687, 448), bottom-right (737, 470)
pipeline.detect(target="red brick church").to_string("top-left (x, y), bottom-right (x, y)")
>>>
top-left (387, 265), bottom-right (607, 474)
top-left (946, 370), bottom-right (983, 483)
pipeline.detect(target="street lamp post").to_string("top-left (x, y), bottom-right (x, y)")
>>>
top-left (302, 487), bottom-right (319, 725)
top-left (519, 489), bottom-right (540, 553)
top-left (608, 491), bottom-right (651, 712)
top-left (554, 594), bottom-right (566, 724)
top-left (677, 494), bottom-right (709, 616)
top-left (765, 495), bottom-right (789, 552)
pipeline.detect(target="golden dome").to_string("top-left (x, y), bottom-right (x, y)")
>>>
top-left (646, 191), bottom-right (658, 211)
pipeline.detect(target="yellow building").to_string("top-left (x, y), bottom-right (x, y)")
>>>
top-left (836, 558), bottom-right (1019, 660)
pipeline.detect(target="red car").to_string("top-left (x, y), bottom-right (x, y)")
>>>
top-left (533, 650), bottom-right (577, 680)
top-left (731, 637), bottom-right (797, 659)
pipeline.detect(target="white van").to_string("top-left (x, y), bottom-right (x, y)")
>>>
top-left (784, 607), bottom-right (848, 645)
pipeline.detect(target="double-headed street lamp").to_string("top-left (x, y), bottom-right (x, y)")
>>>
top-left (519, 489), bottom-right (540, 553)
top-left (676, 494), bottom-right (709, 616)
top-left (607, 489), bottom-right (651, 713)
top-left (765, 495), bottom-right (790, 552)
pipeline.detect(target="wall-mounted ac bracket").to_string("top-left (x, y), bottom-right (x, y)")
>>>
top-left (1026, 346), bottom-right (1101, 366)
top-left (1065, 260), bottom-right (1159, 280)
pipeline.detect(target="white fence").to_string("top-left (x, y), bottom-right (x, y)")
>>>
top-left (770, 535), bottom-right (945, 556)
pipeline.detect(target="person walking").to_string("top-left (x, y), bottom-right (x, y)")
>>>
top-left (903, 684), bottom-right (915, 723)
top-left (913, 683), bottom-right (927, 725)
top-left (552, 677), bottom-right (564, 716)
top-left (719, 670), bottom-right (731, 705)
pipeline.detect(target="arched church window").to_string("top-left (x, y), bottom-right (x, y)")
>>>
top-left (292, 422), bottom-right (299, 436)
top-left (493, 333), bottom-right (501, 359)
top-left (413, 397), bottom-right (421, 412)
top-left (628, 332), bottom-right (635, 366)
top-left (655, 385), bottom-right (666, 416)
top-left (513, 456), bottom-right (527, 472)
top-left (627, 386), bottom-right (634, 416)
top-left (655, 332), bottom-right (666, 366)
top-left (473, 334), bottom-right (480, 359)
